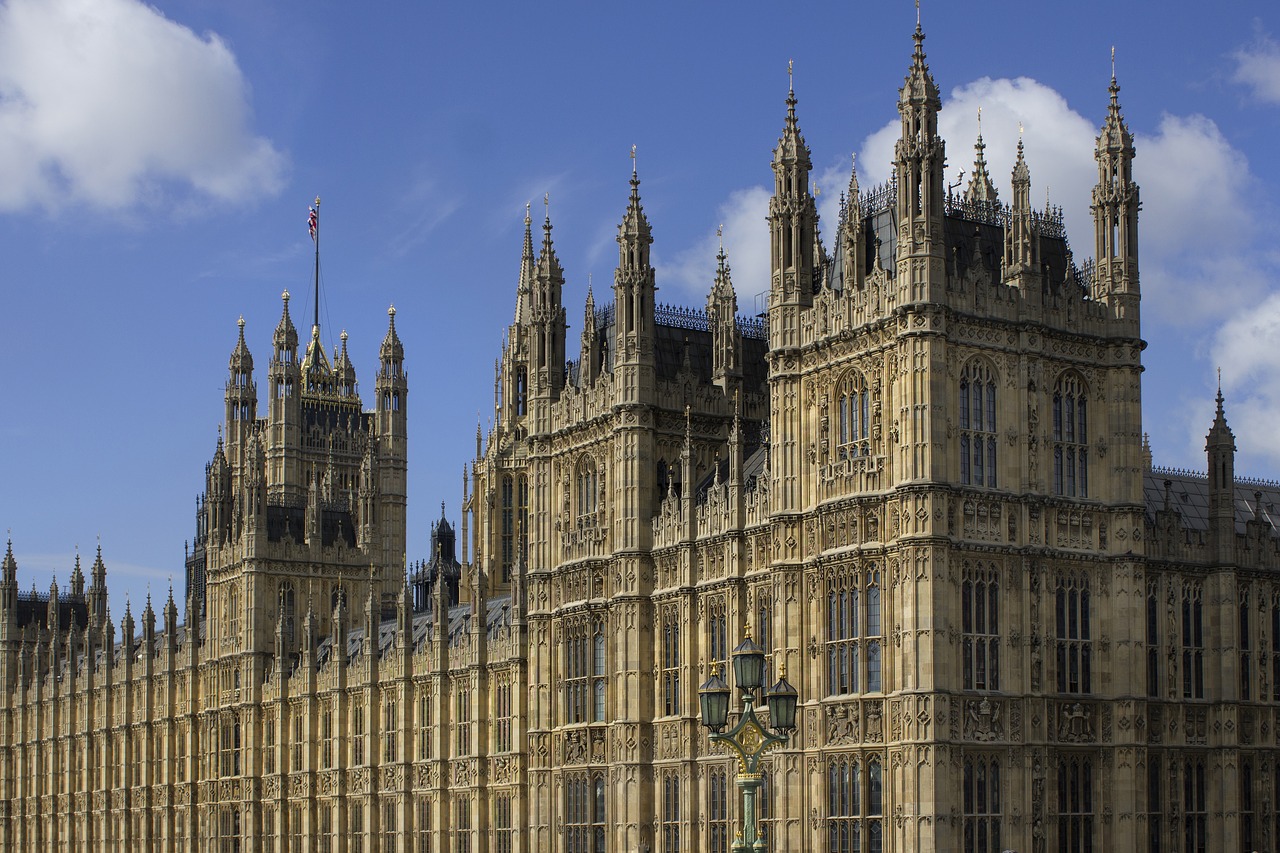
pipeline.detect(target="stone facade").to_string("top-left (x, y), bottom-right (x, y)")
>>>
top-left (3, 21), bottom-right (1280, 853)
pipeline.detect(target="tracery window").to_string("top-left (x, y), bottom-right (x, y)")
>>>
top-left (353, 704), bottom-right (365, 765)
top-left (381, 800), bottom-right (396, 853)
top-left (1241, 761), bottom-right (1255, 853)
top-left (565, 617), bottom-right (606, 724)
top-left (454, 795), bottom-right (472, 853)
top-left (493, 793), bottom-right (512, 853)
top-left (456, 687), bottom-right (472, 755)
top-left (321, 706), bottom-right (333, 768)
top-left (709, 767), bottom-right (730, 853)
top-left (757, 592), bottom-right (774, 695)
top-left (279, 582), bottom-right (296, 647)
top-left (661, 610), bottom-right (681, 716)
top-left (227, 584), bottom-right (239, 640)
top-left (565, 773), bottom-right (605, 853)
top-left (263, 718), bottom-right (274, 775)
top-left (1146, 756), bottom-right (1161, 853)
top-left (661, 772), bottom-right (680, 853)
top-left (494, 679), bottom-right (512, 752)
top-left (1182, 759), bottom-right (1206, 853)
top-left (1053, 373), bottom-right (1089, 497)
top-left (708, 597), bottom-right (729, 679)
top-left (1055, 574), bottom-right (1092, 694)
top-left (963, 756), bottom-right (1001, 853)
top-left (1239, 590), bottom-right (1252, 700)
top-left (962, 564), bottom-right (999, 691)
top-left (383, 696), bottom-right (398, 762)
top-left (828, 755), bottom-right (883, 853)
top-left (758, 766), bottom-right (774, 845)
top-left (501, 475), bottom-right (515, 582)
top-left (827, 568), bottom-right (883, 695)
top-left (576, 456), bottom-right (599, 523)
top-left (836, 370), bottom-right (871, 459)
top-left (1057, 757), bottom-right (1094, 853)
top-left (1146, 579), bottom-right (1160, 698)
top-left (416, 796), bottom-right (432, 853)
top-left (1181, 583), bottom-right (1204, 699)
top-left (418, 685), bottom-right (432, 760)
top-left (960, 361), bottom-right (998, 487)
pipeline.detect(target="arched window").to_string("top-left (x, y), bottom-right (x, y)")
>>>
top-left (960, 361), bottom-right (998, 487)
top-left (661, 772), bottom-right (681, 853)
top-left (962, 563), bottom-right (1000, 691)
top-left (279, 582), bottom-right (295, 646)
top-left (576, 456), bottom-right (598, 522)
top-left (1053, 373), bottom-right (1089, 497)
top-left (227, 585), bottom-right (240, 640)
top-left (964, 756), bottom-right (1002, 853)
top-left (835, 371), bottom-right (871, 458)
top-left (514, 366), bottom-right (528, 417)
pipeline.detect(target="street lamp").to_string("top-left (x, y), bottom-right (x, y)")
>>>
top-left (699, 626), bottom-right (799, 852)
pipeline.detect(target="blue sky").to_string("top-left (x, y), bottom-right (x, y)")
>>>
top-left (2, 0), bottom-right (1279, 614)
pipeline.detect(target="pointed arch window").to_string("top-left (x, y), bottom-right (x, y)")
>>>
top-left (836, 371), bottom-right (871, 459)
top-left (1055, 574), bottom-right (1092, 694)
top-left (1053, 374), bottom-right (1089, 497)
top-left (576, 456), bottom-right (599, 524)
top-left (963, 756), bottom-right (1002, 853)
top-left (226, 584), bottom-right (240, 641)
top-left (279, 582), bottom-right (295, 647)
top-left (960, 361), bottom-right (998, 487)
top-left (962, 563), bottom-right (1000, 691)
top-left (827, 567), bottom-right (883, 696)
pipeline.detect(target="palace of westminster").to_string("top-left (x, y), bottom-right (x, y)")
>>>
top-left (5, 21), bottom-right (1280, 853)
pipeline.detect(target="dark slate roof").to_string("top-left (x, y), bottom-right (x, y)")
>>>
top-left (1145, 468), bottom-right (1280, 536)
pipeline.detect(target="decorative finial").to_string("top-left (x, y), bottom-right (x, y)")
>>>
top-left (1217, 366), bottom-right (1222, 393)
top-left (1111, 45), bottom-right (1116, 81)
top-left (787, 58), bottom-right (793, 93)
top-left (282, 289), bottom-right (290, 305)
top-left (717, 224), bottom-right (724, 254)
top-left (237, 315), bottom-right (245, 330)
top-left (977, 106), bottom-right (982, 134)
top-left (813, 181), bottom-right (820, 197)
top-left (388, 304), bottom-right (396, 318)
top-left (630, 144), bottom-right (637, 176)
top-left (544, 192), bottom-right (550, 220)
top-left (1018, 121), bottom-right (1024, 139)
top-left (314, 195), bottom-right (321, 207)
top-left (916, 0), bottom-right (921, 27)
top-left (340, 329), bottom-right (348, 343)
top-left (743, 622), bottom-right (752, 640)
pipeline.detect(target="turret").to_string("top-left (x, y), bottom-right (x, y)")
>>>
top-left (894, 23), bottom-right (946, 301)
top-left (88, 544), bottom-right (108, 629)
top-left (963, 116), bottom-right (1000, 206)
top-left (1092, 63), bottom-right (1140, 321)
top-left (613, 165), bottom-right (656, 395)
top-left (578, 286), bottom-right (600, 387)
top-left (707, 240), bottom-right (741, 395)
top-left (207, 434), bottom-right (232, 545)
top-left (1206, 386), bottom-right (1237, 565)
top-left (334, 330), bottom-right (358, 399)
top-left (1, 540), bottom-right (17, 644)
top-left (1003, 136), bottom-right (1039, 282)
top-left (502, 206), bottom-right (536, 426)
top-left (267, 290), bottom-right (303, 506)
top-left (375, 305), bottom-right (409, 580)
top-left (768, 69), bottom-right (818, 349)
top-left (835, 155), bottom-right (866, 292)
top-left (69, 550), bottom-right (85, 598)
top-left (531, 205), bottom-right (568, 410)
top-left (225, 316), bottom-right (257, 449)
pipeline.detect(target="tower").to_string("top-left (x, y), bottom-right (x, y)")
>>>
top-left (894, 22), bottom-right (946, 304)
top-left (1206, 386), bottom-right (1237, 565)
top-left (375, 305), bottom-right (409, 583)
top-left (1093, 66), bottom-right (1140, 322)
top-left (612, 168), bottom-right (656, 406)
top-left (266, 291), bottom-right (303, 508)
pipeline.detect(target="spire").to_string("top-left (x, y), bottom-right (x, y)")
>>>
top-left (1207, 380), bottom-right (1235, 449)
top-left (774, 60), bottom-right (811, 172)
top-left (894, 17), bottom-right (946, 281)
top-left (1206, 378), bottom-right (1237, 564)
top-left (964, 109), bottom-right (999, 204)
top-left (514, 203), bottom-right (535, 325)
top-left (273, 290), bottom-right (299, 357)
top-left (229, 315), bottom-right (254, 376)
top-left (302, 322), bottom-right (331, 375)
top-left (334, 329), bottom-right (357, 397)
top-left (1012, 133), bottom-right (1031, 192)
top-left (618, 162), bottom-right (653, 253)
top-left (380, 305), bottom-right (404, 363)
top-left (1092, 51), bottom-right (1140, 319)
top-left (899, 19), bottom-right (941, 114)
top-left (769, 62), bottom-right (818, 337)
top-left (537, 199), bottom-right (565, 283)
top-left (2, 538), bottom-right (15, 585)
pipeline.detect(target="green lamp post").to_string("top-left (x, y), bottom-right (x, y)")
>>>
top-left (699, 626), bottom-right (799, 852)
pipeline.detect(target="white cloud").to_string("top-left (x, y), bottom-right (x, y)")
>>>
top-left (1211, 288), bottom-right (1280, 467)
top-left (0, 0), bottom-right (285, 213)
top-left (655, 186), bottom-right (772, 310)
top-left (1232, 30), bottom-right (1280, 105)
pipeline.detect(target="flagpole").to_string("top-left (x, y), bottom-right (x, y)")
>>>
top-left (312, 196), bottom-right (321, 335)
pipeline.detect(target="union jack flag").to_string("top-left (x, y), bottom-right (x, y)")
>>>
top-left (308, 206), bottom-right (318, 241)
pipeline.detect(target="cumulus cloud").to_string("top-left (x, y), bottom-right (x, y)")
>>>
top-left (1232, 30), bottom-right (1280, 105)
top-left (1212, 287), bottom-right (1280, 465)
top-left (0, 0), bottom-right (285, 213)
top-left (656, 186), bottom-right (772, 310)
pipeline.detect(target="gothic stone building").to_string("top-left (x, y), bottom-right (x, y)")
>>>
top-left (3, 22), bottom-right (1279, 853)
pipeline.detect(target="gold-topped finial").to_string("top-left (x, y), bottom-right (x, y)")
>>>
top-left (237, 315), bottom-right (245, 329)
top-left (1111, 45), bottom-right (1116, 80)
top-left (388, 304), bottom-right (396, 318)
top-left (282, 289), bottom-right (290, 304)
top-left (743, 622), bottom-right (752, 641)
top-left (787, 58), bottom-right (794, 92)
top-left (977, 106), bottom-right (982, 133)
top-left (544, 192), bottom-right (550, 220)
top-left (630, 144), bottom-right (637, 176)
top-left (1018, 121), bottom-right (1024, 139)
top-left (717, 223), bottom-right (724, 253)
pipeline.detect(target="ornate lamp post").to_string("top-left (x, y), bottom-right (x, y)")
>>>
top-left (699, 627), bottom-right (799, 852)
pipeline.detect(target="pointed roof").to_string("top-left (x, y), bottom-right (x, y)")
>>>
top-left (618, 170), bottom-right (653, 245)
top-left (514, 203), bottom-right (535, 325)
top-left (334, 329), bottom-right (357, 391)
top-left (1098, 70), bottom-right (1134, 154)
top-left (302, 322), bottom-right (333, 377)
top-left (899, 23), bottom-right (941, 112)
top-left (229, 315), bottom-right (253, 373)
top-left (536, 208), bottom-right (564, 282)
top-left (1206, 385), bottom-right (1236, 450)
top-left (710, 240), bottom-right (736, 306)
top-left (964, 123), bottom-right (999, 204)
top-left (1012, 137), bottom-right (1031, 189)
top-left (773, 70), bottom-right (812, 169)
top-left (380, 305), bottom-right (404, 362)
top-left (273, 290), bottom-right (299, 352)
